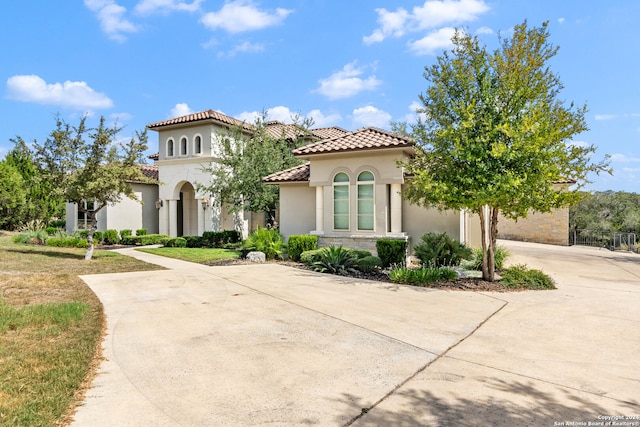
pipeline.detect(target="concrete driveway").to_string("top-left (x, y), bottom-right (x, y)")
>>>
top-left (72, 241), bottom-right (640, 426)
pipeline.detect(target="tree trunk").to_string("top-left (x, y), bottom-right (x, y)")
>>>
top-left (479, 205), bottom-right (498, 281)
top-left (84, 211), bottom-right (97, 261)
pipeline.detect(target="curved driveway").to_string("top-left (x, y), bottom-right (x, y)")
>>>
top-left (72, 241), bottom-right (640, 426)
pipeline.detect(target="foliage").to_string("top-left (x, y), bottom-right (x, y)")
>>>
top-left (196, 114), bottom-right (312, 222)
top-left (12, 230), bottom-right (48, 245)
top-left (243, 227), bottom-right (285, 260)
top-left (120, 229), bottom-right (132, 239)
top-left (103, 229), bottom-right (119, 245)
top-left (376, 238), bottom-right (407, 268)
top-left (120, 234), bottom-right (170, 246)
top-left (45, 226), bottom-right (60, 235)
top-left (501, 264), bottom-right (556, 289)
top-left (466, 246), bottom-right (510, 270)
top-left (136, 228), bottom-right (147, 236)
top-left (414, 232), bottom-right (472, 267)
top-left (29, 115), bottom-right (153, 260)
top-left (287, 235), bottom-right (318, 261)
top-left (311, 246), bottom-right (358, 275)
top-left (165, 237), bottom-right (187, 248)
top-left (201, 230), bottom-right (242, 248)
top-left (357, 255), bottom-right (383, 273)
top-left (1, 139), bottom-right (64, 229)
top-left (570, 191), bottom-right (640, 232)
top-left (389, 265), bottom-right (458, 285)
top-left (46, 236), bottom-right (89, 248)
top-left (184, 235), bottom-right (204, 248)
top-left (93, 230), bottom-right (103, 243)
top-left (137, 247), bottom-right (241, 263)
top-left (300, 249), bottom-right (324, 265)
top-left (0, 160), bottom-right (26, 230)
top-left (347, 249), bottom-right (372, 259)
top-left (402, 21), bottom-right (610, 281)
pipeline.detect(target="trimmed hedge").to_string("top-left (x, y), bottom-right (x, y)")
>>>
top-left (376, 238), bottom-right (407, 268)
top-left (120, 234), bottom-right (170, 246)
top-left (202, 230), bottom-right (242, 248)
top-left (287, 235), bottom-right (318, 261)
top-left (120, 229), bottom-right (132, 239)
top-left (184, 236), bottom-right (203, 248)
top-left (300, 249), bottom-right (324, 265)
top-left (357, 255), bottom-right (382, 273)
top-left (165, 237), bottom-right (187, 248)
top-left (136, 228), bottom-right (147, 236)
top-left (103, 229), bottom-right (119, 245)
top-left (46, 236), bottom-right (89, 248)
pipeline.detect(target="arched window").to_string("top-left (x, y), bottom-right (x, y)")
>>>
top-left (194, 135), bottom-right (202, 154)
top-left (167, 139), bottom-right (174, 157)
top-left (333, 172), bottom-right (350, 230)
top-left (357, 171), bottom-right (374, 231)
top-left (180, 137), bottom-right (188, 156)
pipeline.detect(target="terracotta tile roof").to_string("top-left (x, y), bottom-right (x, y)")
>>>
top-left (148, 152), bottom-right (159, 161)
top-left (292, 127), bottom-right (413, 156)
top-left (263, 121), bottom-right (312, 140)
top-left (139, 164), bottom-right (159, 181)
top-left (263, 162), bottom-right (310, 183)
top-left (310, 126), bottom-right (349, 140)
top-left (146, 109), bottom-right (253, 131)
top-left (553, 178), bottom-right (577, 185)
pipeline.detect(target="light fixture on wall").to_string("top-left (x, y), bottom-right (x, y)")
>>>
top-left (155, 199), bottom-right (163, 209)
top-left (201, 198), bottom-right (209, 210)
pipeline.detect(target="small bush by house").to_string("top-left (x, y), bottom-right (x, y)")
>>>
top-left (376, 238), bottom-right (407, 268)
top-left (287, 235), bottom-right (318, 261)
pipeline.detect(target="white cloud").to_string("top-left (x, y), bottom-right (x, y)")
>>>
top-left (84, 0), bottom-right (139, 42)
top-left (314, 62), bottom-right (382, 100)
top-left (364, 0), bottom-right (489, 46)
top-left (610, 153), bottom-right (640, 163)
top-left (307, 109), bottom-right (342, 127)
top-left (170, 102), bottom-right (193, 118)
top-left (6, 75), bottom-right (114, 110)
top-left (135, 0), bottom-right (203, 15)
top-left (595, 114), bottom-right (616, 121)
top-left (476, 26), bottom-right (493, 35)
top-left (352, 106), bottom-right (392, 129)
top-left (201, 0), bottom-right (293, 33)
top-left (567, 140), bottom-right (588, 148)
top-left (219, 41), bottom-right (266, 57)
top-left (110, 112), bottom-right (133, 122)
top-left (403, 101), bottom-right (425, 123)
top-left (409, 27), bottom-right (456, 55)
top-left (558, 17), bottom-right (565, 24)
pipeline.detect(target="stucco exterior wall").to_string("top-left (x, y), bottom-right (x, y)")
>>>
top-left (278, 183), bottom-right (316, 239)
top-left (401, 198), bottom-right (461, 253)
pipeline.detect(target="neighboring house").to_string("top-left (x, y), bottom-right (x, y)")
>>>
top-left (66, 108), bottom-right (572, 247)
top-left (65, 164), bottom-right (160, 234)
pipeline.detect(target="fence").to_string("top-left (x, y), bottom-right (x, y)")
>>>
top-left (569, 229), bottom-right (637, 252)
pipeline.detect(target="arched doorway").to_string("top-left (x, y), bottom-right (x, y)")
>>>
top-left (178, 182), bottom-right (198, 236)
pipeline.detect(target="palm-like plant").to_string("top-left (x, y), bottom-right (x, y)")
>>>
top-left (312, 246), bottom-right (358, 275)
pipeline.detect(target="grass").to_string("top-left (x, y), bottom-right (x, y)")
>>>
top-left (0, 232), bottom-right (163, 427)
top-left (137, 246), bottom-right (241, 263)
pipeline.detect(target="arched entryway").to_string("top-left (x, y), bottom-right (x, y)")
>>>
top-left (177, 182), bottom-right (198, 236)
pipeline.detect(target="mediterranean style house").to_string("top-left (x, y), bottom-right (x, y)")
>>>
top-left (65, 109), bottom-right (572, 249)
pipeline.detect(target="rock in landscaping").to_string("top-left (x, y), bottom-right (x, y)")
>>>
top-left (246, 251), bottom-right (266, 263)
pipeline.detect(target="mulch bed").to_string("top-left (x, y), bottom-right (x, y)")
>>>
top-left (202, 258), bottom-right (522, 292)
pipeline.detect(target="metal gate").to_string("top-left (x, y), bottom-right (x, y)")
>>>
top-left (569, 229), bottom-right (637, 252)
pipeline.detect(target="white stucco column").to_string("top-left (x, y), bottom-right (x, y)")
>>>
top-left (198, 199), bottom-right (206, 236)
top-left (168, 199), bottom-right (178, 237)
top-left (390, 183), bottom-right (402, 234)
top-left (313, 186), bottom-right (324, 235)
top-left (459, 209), bottom-right (467, 245)
top-left (159, 202), bottom-right (169, 235)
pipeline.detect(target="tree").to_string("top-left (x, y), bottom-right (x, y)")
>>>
top-left (570, 191), bottom-right (640, 233)
top-left (4, 138), bottom-right (65, 227)
top-left (0, 161), bottom-right (26, 230)
top-left (198, 115), bottom-right (311, 226)
top-left (403, 21), bottom-right (610, 281)
top-left (32, 115), bottom-right (152, 260)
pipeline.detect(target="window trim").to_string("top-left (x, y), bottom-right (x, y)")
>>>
top-left (179, 136), bottom-right (188, 156)
top-left (193, 134), bottom-right (203, 155)
top-left (167, 138), bottom-right (175, 157)
top-left (356, 171), bottom-right (375, 231)
top-left (332, 172), bottom-right (350, 231)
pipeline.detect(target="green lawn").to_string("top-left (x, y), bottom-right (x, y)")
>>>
top-left (136, 247), bottom-right (241, 263)
top-left (0, 233), bottom-right (163, 427)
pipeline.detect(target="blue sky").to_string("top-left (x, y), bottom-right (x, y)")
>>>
top-left (1, 0), bottom-right (639, 192)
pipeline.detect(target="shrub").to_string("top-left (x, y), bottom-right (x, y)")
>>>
top-left (414, 232), bottom-right (472, 267)
top-left (165, 237), bottom-right (187, 248)
top-left (376, 239), bottom-right (407, 268)
top-left (501, 264), bottom-right (556, 290)
top-left (92, 231), bottom-right (103, 244)
top-left (201, 230), bottom-right (240, 248)
top-left (46, 236), bottom-right (88, 248)
top-left (184, 235), bottom-right (203, 248)
top-left (466, 246), bottom-right (511, 270)
top-left (357, 255), bottom-right (382, 273)
top-left (300, 249), bottom-right (324, 265)
top-left (389, 265), bottom-right (457, 285)
top-left (243, 227), bottom-right (285, 260)
top-left (45, 226), bottom-right (60, 235)
top-left (103, 229), bottom-right (119, 245)
top-left (287, 235), bottom-right (318, 261)
top-left (311, 246), bottom-right (358, 275)
top-left (120, 234), bottom-right (170, 246)
top-left (48, 218), bottom-right (66, 228)
top-left (348, 249), bottom-right (372, 259)
top-left (222, 229), bottom-right (241, 244)
top-left (120, 229), bottom-right (132, 239)
top-left (13, 230), bottom-right (48, 245)
top-left (136, 228), bottom-right (147, 236)
top-left (77, 229), bottom-right (89, 239)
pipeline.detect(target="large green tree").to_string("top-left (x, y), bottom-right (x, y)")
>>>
top-left (32, 115), bottom-right (152, 260)
top-left (4, 138), bottom-right (64, 227)
top-left (198, 116), bottom-right (311, 225)
top-left (0, 160), bottom-right (26, 230)
top-left (403, 21), bottom-right (610, 281)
